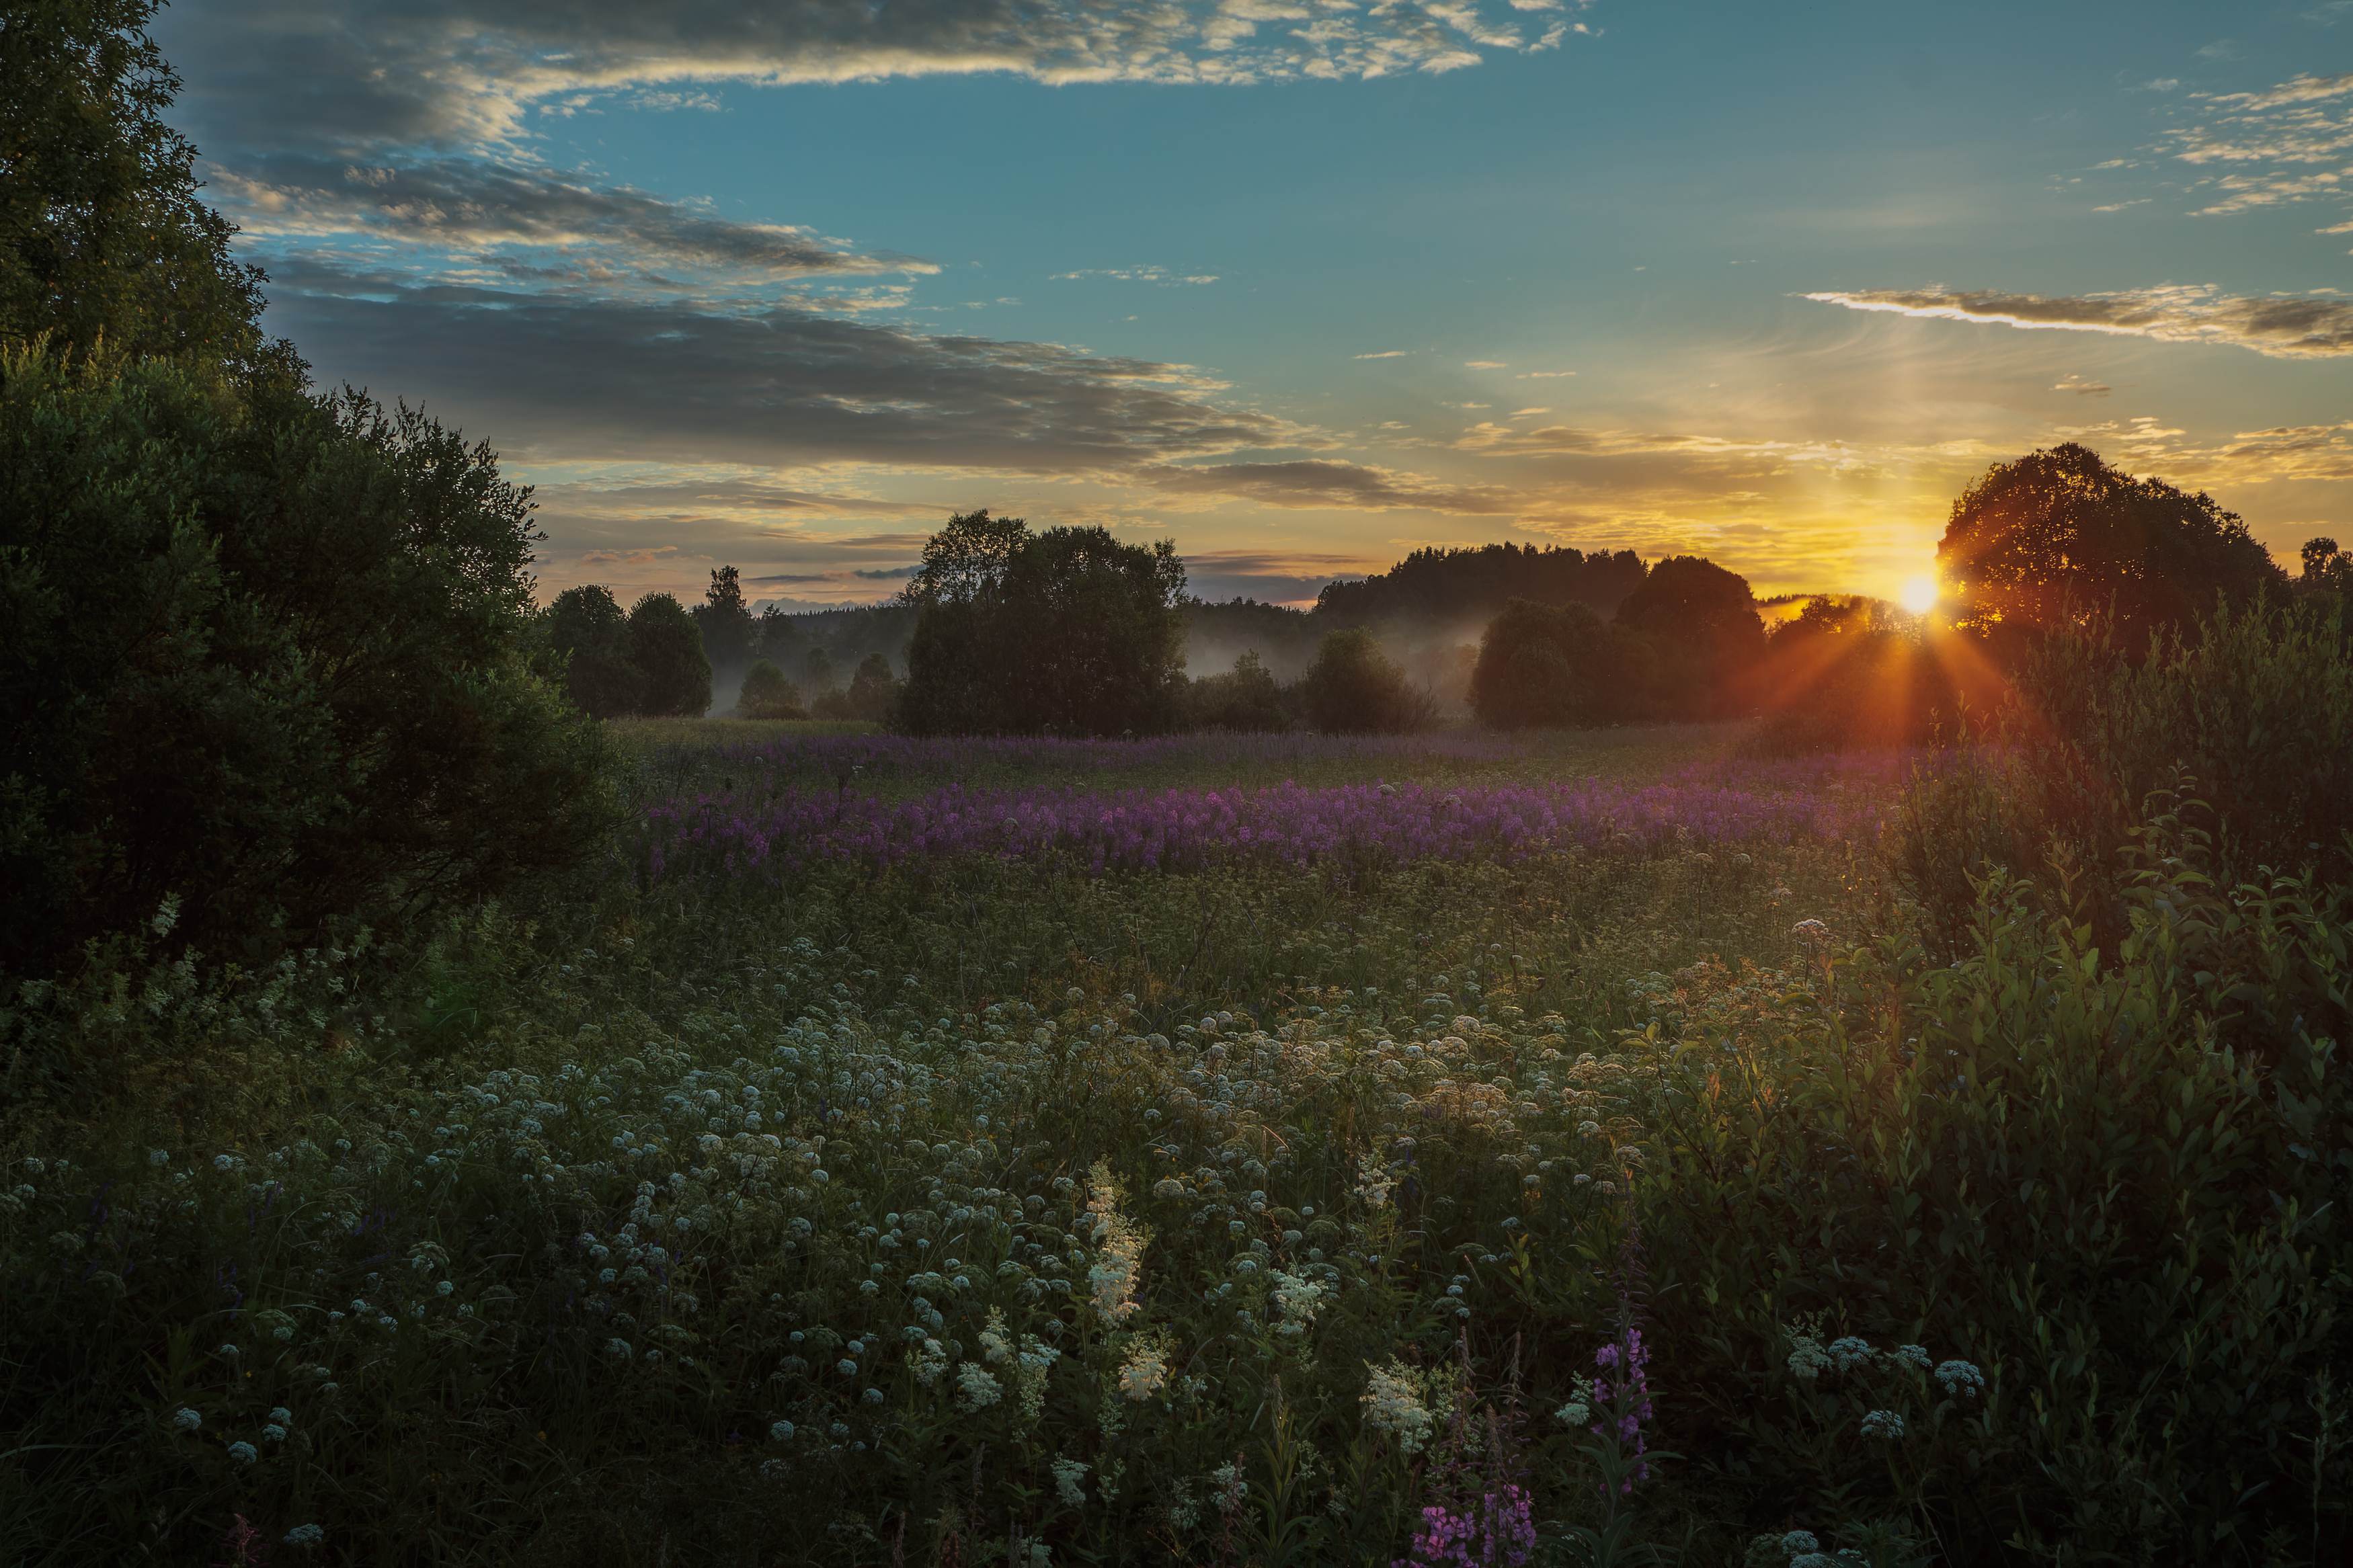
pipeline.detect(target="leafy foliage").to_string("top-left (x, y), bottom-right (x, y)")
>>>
top-left (692, 565), bottom-right (756, 673)
top-left (627, 593), bottom-right (713, 718)
top-left (0, 0), bottom-right (298, 384)
top-left (0, 345), bottom-right (615, 983)
top-left (900, 511), bottom-right (1189, 735)
top-left (1938, 442), bottom-right (2284, 648)
top-left (1300, 628), bottom-right (1434, 734)
top-left (543, 584), bottom-right (643, 719)
top-left (1185, 650), bottom-right (1295, 732)
top-left (1613, 556), bottom-right (1767, 720)
top-left (1470, 599), bottom-right (1659, 730)
top-left (1315, 542), bottom-right (1648, 626)
top-left (735, 658), bottom-right (808, 721)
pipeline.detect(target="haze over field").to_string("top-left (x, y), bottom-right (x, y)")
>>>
top-left (165, 0), bottom-right (2353, 606)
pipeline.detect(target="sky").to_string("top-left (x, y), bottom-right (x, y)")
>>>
top-left (159, 0), bottom-right (2353, 609)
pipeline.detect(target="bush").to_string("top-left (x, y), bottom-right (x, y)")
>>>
top-left (1300, 628), bottom-right (1432, 734)
top-left (0, 346), bottom-right (615, 981)
top-left (626, 593), bottom-right (712, 718)
top-left (734, 659), bottom-right (807, 720)
top-left (1469, 598), bottom-right (1658, 729)
top-left (1184, 650), bottom-right (1294, 732)
top-left (1740, 599), bottom-right (1962, 757)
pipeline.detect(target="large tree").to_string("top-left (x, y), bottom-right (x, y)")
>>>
top-left (543, 583), bottom-right (643, 718)
top-left (1612, 555), bottom-right (1765, 717)
top-left (0, 0), bottom-right (298, 382)
top-left (1938, 442), bottom-right (2284, 646)
top-left (1470, 598), bottom-right (1661, 729)
top-left (899, 510), bottom-right (1188, 735)
top-left (627, 592), bottom-right (712, 717)
top-left (692, 564), bottom-right (756, 672)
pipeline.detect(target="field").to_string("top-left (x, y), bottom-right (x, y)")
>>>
top-left (5, 717), bottom-right (2346, 1567)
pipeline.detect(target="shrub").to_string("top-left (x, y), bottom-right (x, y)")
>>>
top-left (626, 593), bottom-right (712, 718)
top-left (735, 659), bottom-right (807, 720)
top-left (0, 346), bottom-right (615, 981)
top-left (1301, 628), bottom-right (1431, 734)
top-left (1184, 650), bottom-right (1294, 732)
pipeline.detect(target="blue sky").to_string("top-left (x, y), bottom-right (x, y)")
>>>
top-left (161, 0), bottom-right (2353, 606)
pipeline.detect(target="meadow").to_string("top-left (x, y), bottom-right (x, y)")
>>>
top-left (5, 714), bottom-right (2348, 1567)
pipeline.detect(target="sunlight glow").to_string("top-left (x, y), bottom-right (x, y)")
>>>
top-left (1899, 575), bottom-right (1939, 614)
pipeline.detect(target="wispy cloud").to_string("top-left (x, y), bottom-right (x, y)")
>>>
top-left (1051, 267), bottom-right (1221, 285)
top-left (1806, 285), bottom-right (2353, 358)
top-left (1354, 350), bottom-right (1411, 359)
top-left (2052, 374), bottom-right (2112, 396)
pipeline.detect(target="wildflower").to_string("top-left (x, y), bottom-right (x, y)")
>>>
top-left (1935, 1360), bottom-right (1986, 1399)
top-left (1051, 1455), bottom-right (1089, 1508)
top-left (172, 1408), bottom-right (202, 1432)
top-left (605, 1339), bottom-right (632, 1357)
top-left (1786, 1336), bottom-right (1829, 1380)
top-left (1554, 1399), bottom-right (1591, 1428)
top-left (1859, 1409), bottom-right (1905, 1440)
top-left (263, 1424), bottom-right (287, 1442)
top-left (1353, 1151), bottom-right (1395, 1210)
top-left (914, 1339), bottom-right (950, 1387)
top-left (283, 1524), bottom-right (325, 1548)
top-left (269, 1407), bottom-right (290, 1423)
top-left (214, 1155), bottom-right (239, 1171)
top-left (1893, 1344), bottom-right (1931, 1372)
top-left (1792, 919), bottom-right (1829, 942)
top-left (227, 1441), bottom-right (258, 1465)
top-left (770, 1420), bottom-right (795, 1441)
top-left (1359, 1360), bottom-right (1435, 1454)
top-left (955, 1363), bottom-right (1004, 1411)
top-left (1117, 1339), bottom-right (1169, 1401)
top-left (862, 1388), bottom-right (884, 1405)
top-left (1269, 1268), bottom-right (1324, 1333)
top-left (437, 1281), bottom-right (454, 1296)
top-left (1829, 1336), bottom-right (1874, 1373)
top-left (1577, 1121), bottom-right (1601, 1138)
top-left (1083, 1161), bottom-right (1146, 1326)
top-left (836, 1358), bottom-right (857, 1376)
top-left (148, 1149), bottom-right (170, 1167)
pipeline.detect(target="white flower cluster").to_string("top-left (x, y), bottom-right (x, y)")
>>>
top-left (1359, 1359), bottom-right (1435, 1454)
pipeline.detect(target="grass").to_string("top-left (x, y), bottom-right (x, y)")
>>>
top-left (5, 722), bottom-right (2348, 1567)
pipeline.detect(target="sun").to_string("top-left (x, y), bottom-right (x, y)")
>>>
top-left (1899, 575), bottom-right (1939, 615)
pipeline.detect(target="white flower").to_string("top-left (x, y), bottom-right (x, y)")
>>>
top-left (1083, 1162), bottom-right (1146, 1326)
top-left (1554, 1400), bottom-right (1591, 1428)
top-left (770, 1420), bottom-right (795, 1441)
top-left (1859, 1409), bottom-right (1904, 1440)
top-left (171, 1408), bottom-right (202, 1432)
top-left (1780, 1533), bottom-right (1820, 1556)
top-left (1117, 1341), bottom-right (1169, 1402)
top-left (1935, 1360), bottom-right (1986, 1398)
top-left (213, 1155), bottom-right (239, 1171)
top-left (282, 1524), bottom-right (324, 1547)
top-left (1051, 1455), bottom-right (1089, 1508)
top-left (227, 1441), bottom-right (258, 1464)
top-left (1359, 1360), bottom-right (1434, 1454)
top-left (955, 1364), bottom-right (1004, 1411)
top-left (1269, 1269), bottom-right (1324, 1332)
top-left (263, 1424), bottom-right (288, 1442)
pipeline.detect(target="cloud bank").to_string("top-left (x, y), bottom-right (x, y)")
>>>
top-left (1806, 285), bottom-right (2353, 359)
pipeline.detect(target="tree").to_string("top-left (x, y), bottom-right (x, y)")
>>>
top-left (0, 345), bottom-right (613, 977)
top-left (1300, 628), bottom-right (1431, 734)
top-left (1612, 555), bottom-right (1765, 717)
top-left (0, 0), bottom-right (299, 384)
top-left (843, 653), bottom-right (899, 724)
top-left (1469, 599), bottom-right (1659, 729)
top-left (1313, 543), bottom-right (1647, 626)
top-left (543, 584), bottom-right (642, 718)
top-left (692, 564), bottom-right (756, 672)
top-left (1938, 443), bottom-right (2284, 647)
top-left (627, 593), bottom-right (711, 717)
top-left (1185, 650), bottom-right (1293, 732)
top-left (735, 658), bottom-right (806, 720)
top-left (899, 510), bottom-right (1189, 735)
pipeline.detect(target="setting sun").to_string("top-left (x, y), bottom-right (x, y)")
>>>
top-left (1899, 575), bottom-right (1940, 614)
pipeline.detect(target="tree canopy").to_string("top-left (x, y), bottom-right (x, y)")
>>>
top-left (1312, 542), bottom-right (1646, 626)
top-left (0, 0), bottom-right (298, 384)
top-left (1938, 442), bottom-right (2284, 646)
top-left (899, 511), bottom-right (1188, 735)
top-left (0, 347), bottom-right (612, 975)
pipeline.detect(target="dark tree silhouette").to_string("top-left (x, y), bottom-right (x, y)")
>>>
top-left (1938, 443), bottom-right (2284, 647)
top-left (1613, 556), bottom-right (1766, 717)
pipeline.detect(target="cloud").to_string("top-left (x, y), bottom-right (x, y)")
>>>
top-left (578, 544), bottom-right (679, 566)
top-left (1464, 360), bottom-right (1507, 368)
top-left (270, 267), bottom-right (1302, 469)
top-left (157, 0), bottom-right (1590, 164)
top-left (210, 155), bottom-right (928, 288)
top-left (1354, 350), bottom-right (1411, 359)
top-left (1051, 267), bottom-right (1220, 285)
top-left (2053, 374), bottom-right (2112, 397)
top-left (1138, 459), bottom-right (1522, 513)
top-left (1519, 370), bottom-right (1574, 378)
top-left (2152, 69), bottom-right (2353, 218)
top-left (852, 564), bottom-right (921, 579)
top-left (1805, 285), bottom-right (2353, 358)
